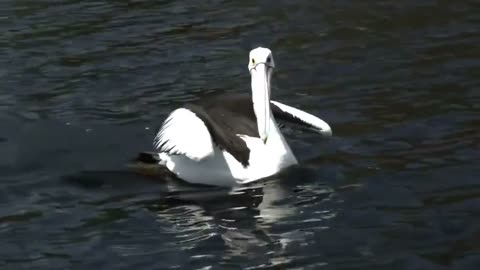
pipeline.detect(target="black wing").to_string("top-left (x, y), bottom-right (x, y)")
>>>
top-left (184, 94), bottom-right (260, 167)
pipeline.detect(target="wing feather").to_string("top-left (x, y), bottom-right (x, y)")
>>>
top-left (154, 108), bottom-right (214, 161)
top-left (271, 100), bottom-right (332, 136)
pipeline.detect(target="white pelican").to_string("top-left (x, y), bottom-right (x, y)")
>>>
top-left (142, 47), bottom-right (332, 186)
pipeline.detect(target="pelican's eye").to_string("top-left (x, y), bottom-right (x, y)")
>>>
top-left (266, 56), bottom-right (271, 63)
top-left (251, 58), bottom-right (255, 65)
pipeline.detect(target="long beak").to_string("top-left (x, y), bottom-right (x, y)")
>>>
top-left (251, 63), bottom-right (271, 144)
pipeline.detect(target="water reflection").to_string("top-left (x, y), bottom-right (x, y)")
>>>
top-left (160, 177), bottom-right (334, 265)
top-left (66, 166), bottom-right (336, 266)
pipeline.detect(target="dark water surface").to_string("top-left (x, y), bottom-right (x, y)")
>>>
top-left (2, 0), bottom-right (480, 269)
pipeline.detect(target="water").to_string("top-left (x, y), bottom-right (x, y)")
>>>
top-left (1, 0), bottom-right (479, 269)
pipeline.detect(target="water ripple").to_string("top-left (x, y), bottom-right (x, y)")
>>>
top-left (1, 0), bottom-right (480, 268)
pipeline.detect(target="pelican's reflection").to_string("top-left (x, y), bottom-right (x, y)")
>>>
top-left (146, 166), bottom-right (336, 263)
top-left (65, 166), bottom-right (336, 265)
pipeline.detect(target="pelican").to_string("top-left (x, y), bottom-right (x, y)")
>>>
top-left (142, 47), bottom-right (332, 186)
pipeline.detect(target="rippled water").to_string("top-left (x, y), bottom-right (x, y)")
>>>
top-left (1, 0), bottom-right (479, 269)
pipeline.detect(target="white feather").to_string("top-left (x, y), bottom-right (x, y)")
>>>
top-left (271, 100), bottom-right (332, 136)
top-left (154, 108), bottom-right (214, 161)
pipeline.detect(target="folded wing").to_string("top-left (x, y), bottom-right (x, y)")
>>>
top-left (154, 108), bottom-right (215, 161)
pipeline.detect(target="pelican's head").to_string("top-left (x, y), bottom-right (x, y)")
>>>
top-left (248, 47), bottom-right (275, 71)
top-left (248, 47), bottom-right (275, 143)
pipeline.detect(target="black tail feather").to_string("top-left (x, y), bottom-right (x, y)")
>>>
top-left (135, 151), bottom-right (160, 164)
